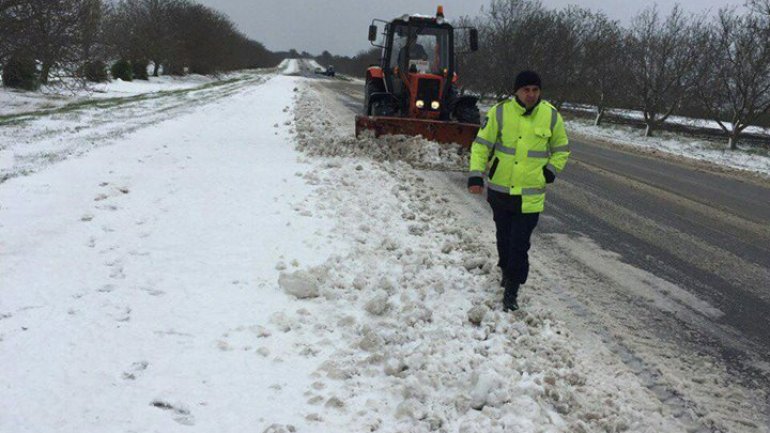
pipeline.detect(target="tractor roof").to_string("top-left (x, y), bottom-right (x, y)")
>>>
top-left (392, 6), bottom-right (450, 25)
top-left (390, 14), bottom-right (453, 29)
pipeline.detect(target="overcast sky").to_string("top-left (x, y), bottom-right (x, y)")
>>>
top-left (194, 0), bottom-right (747, 56)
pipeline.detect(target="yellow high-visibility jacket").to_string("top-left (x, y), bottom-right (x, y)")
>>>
top-left (468, 99), bottom-right (570, 213)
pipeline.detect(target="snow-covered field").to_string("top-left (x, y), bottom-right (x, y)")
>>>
top-left (1, 62), bottom-right (768, 432)
top-left (564, 104), bottom-right (770, 137)
top-left (0, 73), bottom-right (231, 117)
top-left (0, 70), bottom-right (270, 183)
top-left (567, 119), bottom-right (770, 178)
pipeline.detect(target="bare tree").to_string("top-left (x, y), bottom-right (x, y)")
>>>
top-left (699, 8), bottom-right (770, 149)
top-left (1, 0), bottom-right (105, 86)
top-left (623, 6), bottom-right (707, 137)
top-left (579, 13), bottom-right (625, 125)
top-left (543, 6), bottom-right (595, 109)
top-left (456, 13), bottom-right (497, 100)
top-left (748, 0), bottom-right (770, 16)
top-left (139, 0), bottom-right (173, 76)
top-left (25, 0), bottom-right (91, 84)
top-left (78, 0), bottom-right (104, 63)
top-left (103, 0), bottom-right (152, 71)
top-left (0, 0), bottom-right (37, 63)
top-left (469, 0), bottom-right (554, 98)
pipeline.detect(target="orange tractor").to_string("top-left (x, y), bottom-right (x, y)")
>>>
top-left (355, 6), bottom-right (481, 148)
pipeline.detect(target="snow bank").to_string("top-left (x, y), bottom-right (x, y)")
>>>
top-left (270, 82), bottom-right (691, 432)
top-left (281, 59), bottom-right (300, 75)
top-left (0, 73), bottom-right (226, 117)
top-left (568, 119), bottom-right (770, 178)
top-left (564, 103), bottom-right (770, 136)
top-left (306, 59), bottom-right (324, 70)
top-left (294, 88), bottom-right (467, 171)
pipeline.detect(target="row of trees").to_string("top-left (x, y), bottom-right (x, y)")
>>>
top-left (0, 0), bottom-right (280, 89)
top-left (456, 0), bottom-right (770, 147)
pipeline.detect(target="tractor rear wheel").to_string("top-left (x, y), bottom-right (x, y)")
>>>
top-left (364, 79), bottom-right (385, 115)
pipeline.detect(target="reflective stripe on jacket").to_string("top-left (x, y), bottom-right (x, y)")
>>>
top-left (468, 99), bottom-right (570, 213)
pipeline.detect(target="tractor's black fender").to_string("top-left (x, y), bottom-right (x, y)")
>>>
top-left (448, 93), bottom-right (481, 124)
top-left (367, 92), bottom-right (398, 116)
top-left (441, 85), bottom-right (480, 122)
top-left (449, 94), bottom-right (479, 111)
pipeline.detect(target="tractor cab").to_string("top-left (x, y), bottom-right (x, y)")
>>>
top-left (368, 9), bottom-right (459, 120)
top-left (392, 22), bottom-right (450, 75)
top-left (387, 21), bottom-right (453, 118)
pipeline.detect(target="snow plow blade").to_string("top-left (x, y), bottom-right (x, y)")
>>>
top-left (355, 115), bottom-right (480, 149)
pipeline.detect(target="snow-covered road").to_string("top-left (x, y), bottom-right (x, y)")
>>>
top-left (1, 62), bottom-right (767, 432)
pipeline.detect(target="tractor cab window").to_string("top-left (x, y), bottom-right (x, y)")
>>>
top-left (391, 24), bottom-right (450, 74)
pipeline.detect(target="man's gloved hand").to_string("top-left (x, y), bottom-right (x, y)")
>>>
top-left (543, 167), bottom-right (556, 184)
top-left (468, 176), bottom-right (484, 194)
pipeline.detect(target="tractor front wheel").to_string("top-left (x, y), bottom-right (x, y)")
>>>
top-left (455, 102), bottom-right (480, 124)
top-left (371, 99), bottom-right (396, 117)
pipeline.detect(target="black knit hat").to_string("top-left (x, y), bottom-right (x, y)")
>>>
top-left (514, 70), bottom-right (541, 92)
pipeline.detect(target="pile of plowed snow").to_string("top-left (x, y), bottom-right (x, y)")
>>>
top-left (293, 87), bottom-right (468, 171)
top-left (259, 83), bottom-right (687, 432)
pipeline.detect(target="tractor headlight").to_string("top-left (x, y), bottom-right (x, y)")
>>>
top-left (431, 101), bottom-right (440, 110)
top-left (416, 100), bottom-right (425, 109)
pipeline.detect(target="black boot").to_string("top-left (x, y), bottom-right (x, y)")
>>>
top-left (503, 281), bottom-right (520, 312)
top-left (500, 274), bottom-right (508, 288)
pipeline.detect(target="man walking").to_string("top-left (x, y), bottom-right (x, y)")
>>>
top-left (467, 70), bottom-right (570, 311)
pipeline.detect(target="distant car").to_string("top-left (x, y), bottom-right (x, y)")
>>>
top-left (325, 65), bottom-right (335, 77)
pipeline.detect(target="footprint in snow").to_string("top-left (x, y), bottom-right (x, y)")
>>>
top-left (97, 284), bottom-right (116, 293)
top-left (150, 400), bottom-right (195, 426)
top-left (110, 306), bottom-right (131, 322)
top-left (262, 424), bottom-right (296, 433)
top-left (99, 204), bottom-right (118, 212)
top-left (109, 265), bottom-right (125, 280)
top-left (122, 360), bottom-right (148, 380)
top-left (141, 287), bottom-right (165, 297)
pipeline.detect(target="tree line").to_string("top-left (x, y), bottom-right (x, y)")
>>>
top-left (0, 0), bottom-right (280, 89)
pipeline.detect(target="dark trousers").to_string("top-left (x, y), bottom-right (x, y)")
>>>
top-left (488, 192), bottom-right (540, 285)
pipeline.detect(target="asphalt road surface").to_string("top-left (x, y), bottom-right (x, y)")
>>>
top-left (314, 69), bottom-right (770, 427)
